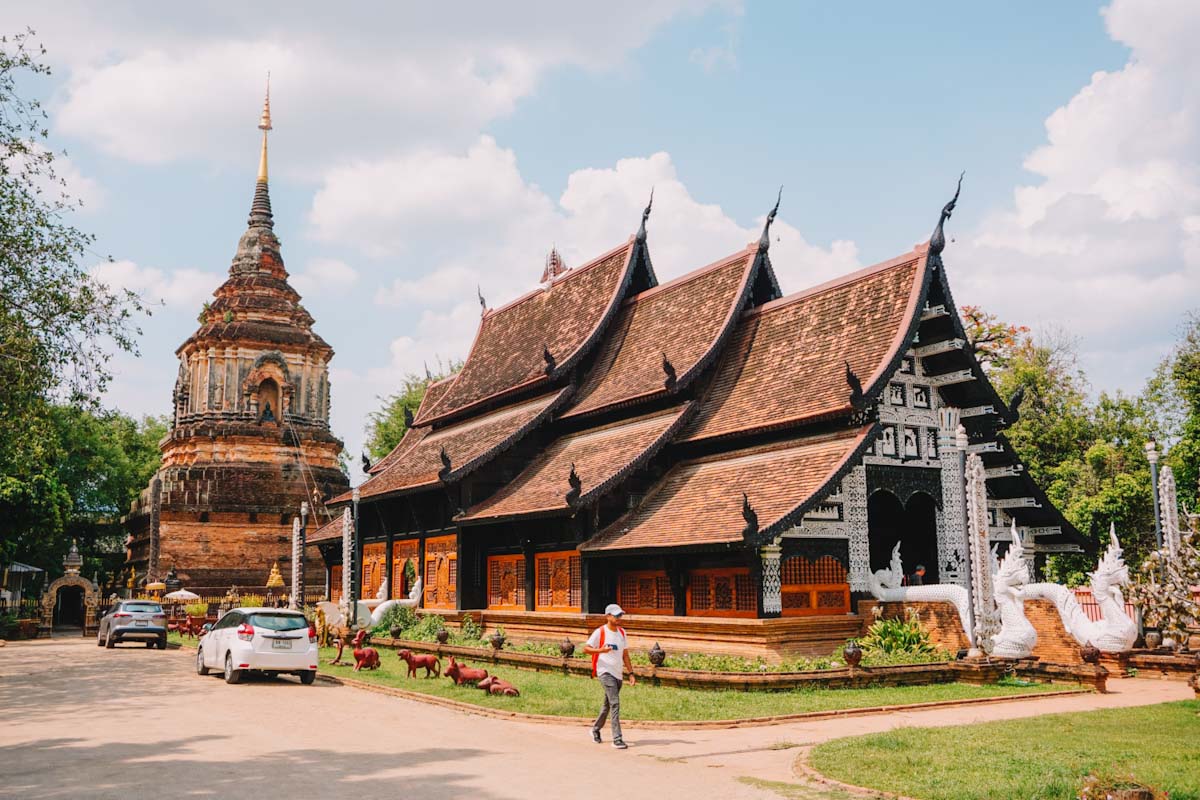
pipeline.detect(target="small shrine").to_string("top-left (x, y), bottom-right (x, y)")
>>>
top-left (38, 541), bottom-right (101, 638)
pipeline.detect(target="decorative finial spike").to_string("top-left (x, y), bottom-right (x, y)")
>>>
top-left (758, 186), bottom-right (782, 250)
top-left (929, 172), bottom-right (964, 256)
top-left (256, 73), bottom-right (272, 184)
top-left (477, 285), bottom-right (487, 314)
top-left (636, 187), bottom-right (654, 243)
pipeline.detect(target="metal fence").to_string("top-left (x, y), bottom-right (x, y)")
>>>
top-left (0, 598), bottom-right (40, 619)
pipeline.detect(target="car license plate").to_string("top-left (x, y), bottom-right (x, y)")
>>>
top-left (135, 620), bottom-right (148, 627)
top-left (271, 639), bottom-right (292, 650)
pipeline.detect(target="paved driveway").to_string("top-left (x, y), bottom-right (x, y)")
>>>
top-left (0, 638), bottom-right (1189, 800)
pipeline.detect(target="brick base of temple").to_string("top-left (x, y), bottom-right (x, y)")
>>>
top-left (422, 609), bottom-right (866, 662)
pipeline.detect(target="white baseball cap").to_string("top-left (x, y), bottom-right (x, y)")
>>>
top-left (604, 603), bottom-right (625, 617)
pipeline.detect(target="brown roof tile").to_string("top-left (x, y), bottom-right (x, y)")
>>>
top-left (581, 426), bottom-right (871, 553)
top-left (340, 389), bottom-right (570, 502)
top-left (416, 241), bottom-right (637, 425)
top-left (456, 405), bottom-right (691, 523)
top-left (366, 375), bottom-right (458, 476)
top-left (306, 514), bottom-right (345, 545)
top-left (562, 247), bottom-right (758, 419)
top-left (681, 249), bottom-right (927, 443)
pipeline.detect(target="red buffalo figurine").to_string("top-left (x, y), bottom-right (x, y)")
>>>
top-left (477, 675), bottom-right (520, 697)
top-left (352, 630), bottom-right (380, 672)
top-left (444, 656), bottom-right (488, 686)
top-left (397, 649), bottom-right (441, 678)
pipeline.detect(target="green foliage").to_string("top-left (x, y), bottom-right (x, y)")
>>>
top-left (858, 610), bottom-right (938, 657)
top-left (184, 602), bottom-right (208, 617)
top-left (372, 603), bottom-right (417, 635)
top-left (364, 359), bottom-right (462, 460)
top-left (0, 31), bottom-right (150, 584)
top-left (458, 613), bottom-right (481, 641)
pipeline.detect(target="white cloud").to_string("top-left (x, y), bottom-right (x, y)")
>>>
top-left (32, 2), bottom-right (734, 171)
top-left (90, 259), bottom-right (217, 310)
top-left (955, 0), bottom-right (1200, 393)
top-left (291, 258), bottom-right (359, 298)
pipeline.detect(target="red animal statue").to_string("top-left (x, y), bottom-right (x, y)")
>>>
top-left (352, 630), bottom-right (380, 672)
top-left (444, 656), bottom-right (488, 686)
top-left (477, 675), bottom-right (520, 697)
top-left (397, 649), bottom-right (441, 678)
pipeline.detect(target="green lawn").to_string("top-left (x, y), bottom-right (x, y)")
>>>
top-left (809, 701), bottom-right (1200, 800)
top-left (313, 645), bottom-right (1068, 722)
top-left (169, 633), bottom-right (1072, 722)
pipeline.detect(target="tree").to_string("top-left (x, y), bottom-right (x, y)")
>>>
top-left (0, 31), bottom-right (148, 580)
top-left (961, 305), bottom-right (1030, 372)
top-left (364, 360), bottom-right (462, 461)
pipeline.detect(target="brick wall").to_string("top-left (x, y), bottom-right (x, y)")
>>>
top-left (1026, 598), bottom-right (1084, 665)
top-left (857, 599), bottom-right (969, 653)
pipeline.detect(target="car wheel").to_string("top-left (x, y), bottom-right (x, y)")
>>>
top-left (97, 632), bottom-right (105, 647)
top-left (224, 653), bottom-right (242, 685)
top-left (157, 637), bottom-right (167, 650)
top-left (105, 632), bottom-right (115, 649)
top-left (145, 641), bottom-right (155, 648)
top-left (196, 647), bottom-right (210, 675)
top-left (300, 670), bottom-right (316, 685)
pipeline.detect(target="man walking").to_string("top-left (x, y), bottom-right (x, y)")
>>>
top-left (584, 603), bottom-right (635, 749)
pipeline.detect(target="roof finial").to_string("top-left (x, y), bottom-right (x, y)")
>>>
top-left (929, 172), bottom-right (964, 256)
top-left (477, 284), bottom-right (487, 315)
top-left (257, 73), bottom-right (272, 183)
top-left (636, 187), bottom-right (654, 243)
top-left (758, 186), bottom-right (782, 250)
top-left (541, 245), bottom-right (567, 283)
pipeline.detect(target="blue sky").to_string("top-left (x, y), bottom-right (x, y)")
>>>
top-left (18, 1), bottom-right (1199, 482)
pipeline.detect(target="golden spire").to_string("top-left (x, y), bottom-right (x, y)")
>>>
top-left (256, 74), bottom-right (272, 183)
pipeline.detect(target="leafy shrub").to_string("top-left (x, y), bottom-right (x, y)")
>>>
top-left (858, 609), bottom-right (938, 657)
top-left (372, 604), bottom-right (417, 635)
top-left (184, 602), bottom-right (209, 617)
top-left (459, 614), bottom-right (482, 641)
top-left (239, 594), bottom-right (265, 608)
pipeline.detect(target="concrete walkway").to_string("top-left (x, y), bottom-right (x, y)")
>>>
top-left (0, 638), bottom-right (1190, 800)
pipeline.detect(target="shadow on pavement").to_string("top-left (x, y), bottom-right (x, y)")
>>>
top-left (3, 735), bottom-right (498, 800)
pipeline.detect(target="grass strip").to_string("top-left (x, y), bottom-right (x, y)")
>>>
top-left (808, 700), bottom-right (1200, 800)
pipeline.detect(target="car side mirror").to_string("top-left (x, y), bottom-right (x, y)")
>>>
top-left (202, 623), bottom-right (213, 633)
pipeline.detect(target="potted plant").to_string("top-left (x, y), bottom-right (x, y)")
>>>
top-left (185, 602), bottom-right (209, 628)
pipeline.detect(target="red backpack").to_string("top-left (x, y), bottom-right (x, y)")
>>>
top-left (591, 626), bottom-right (626, 678)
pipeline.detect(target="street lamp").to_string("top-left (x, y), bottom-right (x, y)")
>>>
top-left (350, 487), bottom-right (361, 629)
top-left (1146, 439), bottom-right (1162, 550)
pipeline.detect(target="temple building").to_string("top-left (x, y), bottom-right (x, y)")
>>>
top-left (309, 185), bottom-right (1082, 638)
top-left (124, 91), bottom-right (348, 594)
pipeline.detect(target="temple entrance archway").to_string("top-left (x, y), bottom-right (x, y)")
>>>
top-left (54, 585), bottom-right (84, 627)
top-left (39, 573), bottom-right (100, 638)
top-left (868, 490), bottom-right (940, 584)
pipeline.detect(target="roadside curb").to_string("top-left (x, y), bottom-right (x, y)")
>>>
top-left (792, 747), bottom-right (917, 799)
top-left (316, 672), bottom-right (1088, 730)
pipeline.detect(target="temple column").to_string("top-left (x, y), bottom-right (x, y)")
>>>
top-left (759, 543), bottom-right (782, 617)
top-left (937, 407), bottom-right (968, 585)
top-left (844, 465), bottom-right (870, 590)
top-left (289, 516), bottom-right (301, 609)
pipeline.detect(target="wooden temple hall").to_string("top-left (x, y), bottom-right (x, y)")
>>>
top-left (308, 187), bottom-right (1083, 650)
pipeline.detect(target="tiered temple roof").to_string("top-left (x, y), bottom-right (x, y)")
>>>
top-left (342, 190), bottom-right (1083, 557)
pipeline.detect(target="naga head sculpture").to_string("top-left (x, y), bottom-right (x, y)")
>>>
top-left (994, 522), bottom-right (1030, 593)
top-left (1090, 523), bottom-right (1129, 596)
top-left (870, 541), bottom-right (905, 590)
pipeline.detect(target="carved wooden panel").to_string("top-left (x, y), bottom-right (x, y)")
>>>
top-left (686, 568), bottom-right (756, 618)
top-left (361, 542), bottom-right (386, 600)
top-left (330, 565), bottom-right (342, 604)
top-left (423, 534), bottom-right (457, 609)
top-left (391, 538), bottom-right (419, 599)
top-left (487, 554), bottom-right (526, 610)
top-left (617, 571), bottom-right (673, 615)
top-left (535, 551), bottom-right (581, 612)
top-left (779, 555), bottom-right (850, 617)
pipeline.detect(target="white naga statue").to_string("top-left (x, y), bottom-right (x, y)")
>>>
top-left (990, 525), bottom-right (1037, 659)
top-left (316, 577), bottom-right (424, 630)
top-left (868, 541), bottom-right (973, 643)
top-left (1024, 524), bottom-right (1137, 652)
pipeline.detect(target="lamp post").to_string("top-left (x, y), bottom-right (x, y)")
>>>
top-left (1146, 439), bottom-right (1162, 551)
top-left (297, 501), bottom-right (309, 607)
top-left (350, 487), bottom-right (361, 629)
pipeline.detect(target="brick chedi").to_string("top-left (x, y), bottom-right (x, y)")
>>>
top-left (124, 88), bottom-right (348, 594)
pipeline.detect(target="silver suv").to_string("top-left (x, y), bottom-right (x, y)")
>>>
top-left (98, 600), bottom-right (168, 649)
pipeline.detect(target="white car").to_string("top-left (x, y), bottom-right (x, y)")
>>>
top-left (196, 607), bottom-right (319, 685)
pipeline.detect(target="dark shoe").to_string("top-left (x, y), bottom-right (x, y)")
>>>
top-left (591, 730), bottom-right (602, 744)
top-left (612, 739), bottom-right (628, 750)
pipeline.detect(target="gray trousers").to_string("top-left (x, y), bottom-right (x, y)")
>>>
top-left (592, 673), bottom-right (623, 741)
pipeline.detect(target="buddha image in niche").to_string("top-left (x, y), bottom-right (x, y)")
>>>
top-left (880, 426), bottom-right (896, 456)
top-left (903, 427), bottom-right (920, 459)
